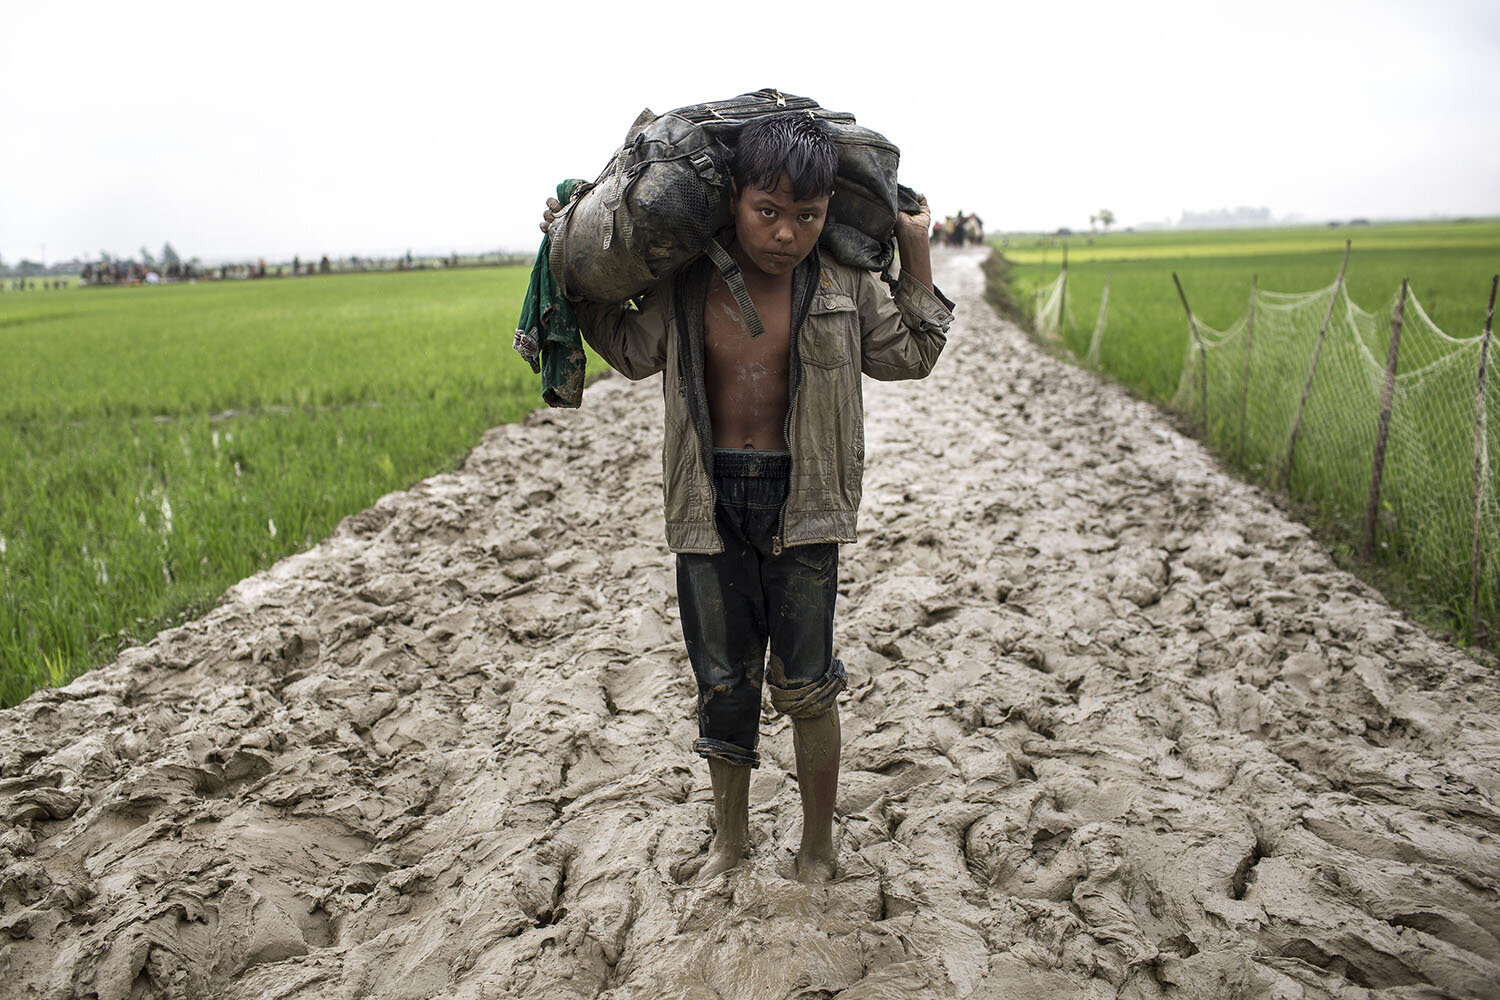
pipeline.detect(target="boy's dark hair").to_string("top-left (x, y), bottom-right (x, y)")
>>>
top-left (732, 113), bottom-right (838, 201)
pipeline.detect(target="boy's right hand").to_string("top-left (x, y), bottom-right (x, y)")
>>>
top-left (539, 197), bottom-right (563, 233)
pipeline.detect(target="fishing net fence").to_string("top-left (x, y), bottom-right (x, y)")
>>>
top-left (1033, 268), bottom-right (1497, 641)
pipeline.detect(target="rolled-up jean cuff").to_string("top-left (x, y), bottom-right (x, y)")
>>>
top-left (768, 657), bottom-right (848, 719)
top-left (693, 737), bottom-right (760, 769)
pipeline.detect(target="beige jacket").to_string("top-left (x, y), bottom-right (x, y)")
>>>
top-left (576, 251), bottom-right (953, 554)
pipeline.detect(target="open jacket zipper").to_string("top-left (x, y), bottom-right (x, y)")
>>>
top-left (773, 255), bottom-right (820, 555)
top-left (677, 250), bottom-right (820, 555)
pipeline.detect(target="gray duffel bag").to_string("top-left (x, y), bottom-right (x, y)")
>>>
top-left (548, 88), bottom-right (917, 304)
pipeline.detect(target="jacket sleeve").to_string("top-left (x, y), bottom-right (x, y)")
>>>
top-left (574, 293), bottom-right (669, 381)
top-left (855, 269), bottom-right (955, 381)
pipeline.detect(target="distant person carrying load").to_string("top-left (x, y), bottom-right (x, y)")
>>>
top-left (940, 210), bottom-right (984, 247)
top-left (528, 94), bottom-right (954, 884)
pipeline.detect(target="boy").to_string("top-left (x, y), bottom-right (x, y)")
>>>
top-left (542, 114), bottom-right (953, 883)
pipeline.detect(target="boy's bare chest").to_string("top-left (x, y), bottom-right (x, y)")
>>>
top-left (699, 275), bottom-right (793, 448)
top-left (702, 277), bottom-right (793, 376)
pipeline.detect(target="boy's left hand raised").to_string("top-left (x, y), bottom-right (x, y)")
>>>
top-left (893, 193), bottom-right (935, 292)
top-left (896, 193), bottom-right (932, 242)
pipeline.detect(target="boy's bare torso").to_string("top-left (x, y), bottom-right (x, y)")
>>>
top-left (702, 272), bottom-right (792, 451)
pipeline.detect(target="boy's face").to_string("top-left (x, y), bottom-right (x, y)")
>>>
top-left (729, 174), bottom-right (831, 277)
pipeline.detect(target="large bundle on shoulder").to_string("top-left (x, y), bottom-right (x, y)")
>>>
top-left (549, 88), bottom-right (916, 303)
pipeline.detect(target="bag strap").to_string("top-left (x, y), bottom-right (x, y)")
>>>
top-left (601, 108), bottom-right (657, 252)
top-left (704, 240), bottom-right (765, 339)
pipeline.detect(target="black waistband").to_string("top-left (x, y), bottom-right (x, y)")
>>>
top-left (713, 448), bottom-right (791, 478)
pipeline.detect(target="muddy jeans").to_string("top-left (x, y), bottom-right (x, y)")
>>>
top-left (677, 449), bottom-right (848, 769)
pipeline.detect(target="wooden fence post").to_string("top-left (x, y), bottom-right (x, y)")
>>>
top-left (1469, 275), bottom-right (1497, 641)
top-left (1172, 272), bottom-right (1208, 433)
top-left (1362, 279), bottom-right (1408, 559)
top-left (1284, 240), bottom-right (1352, 490)
top-left (1240, 275), bottom-right (1257, 466)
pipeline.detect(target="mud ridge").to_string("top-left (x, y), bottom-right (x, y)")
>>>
top-left (1, 248), bottom-right (1497, 999)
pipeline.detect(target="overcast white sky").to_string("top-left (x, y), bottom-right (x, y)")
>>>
top-left (2, 0), bottom-right (1496, 265)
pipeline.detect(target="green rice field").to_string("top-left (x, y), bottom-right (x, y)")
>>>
top-left (989, 219), bottom-right (1500, 643)
top-left (0, 266), bottom-right (558, 705)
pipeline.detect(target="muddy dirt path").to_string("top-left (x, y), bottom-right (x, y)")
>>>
top-left (3, 248), bottom-right (1498, 999)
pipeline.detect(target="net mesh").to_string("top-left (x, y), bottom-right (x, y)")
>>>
top-left (1034, 271), bottom-right (1069, 341)
top-left (1024, 261), bottom-right (1498, 634)
top-left (1085, 275), bottom-right (1110, 369)
top-left (1159, 279), bottom-right (1497, 635)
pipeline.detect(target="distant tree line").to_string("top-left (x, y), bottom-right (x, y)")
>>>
top-left (3, 242), bottom-right (535, 290)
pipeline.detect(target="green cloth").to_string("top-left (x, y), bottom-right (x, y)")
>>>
top-left (514, 178), bottom-right (587, 408)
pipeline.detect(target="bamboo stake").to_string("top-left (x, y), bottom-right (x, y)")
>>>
top-left (1090, 273), bottom-right (1111, 369)
top-left (1284, 240), bottom-right (1352, 491)
top-left (1362, 279), bottom-right (1408, 559)
top-left (1038, 245), bottom-right (1048, 327)
top-left (1172, 272), bottom-right (1208, 433)
top-left (1240, 274), bottom-right (1257, 466)
top-left (1469, 275), bottom-right (1497, 642)
top-left (1057, 243), bottom-right (1068, 340)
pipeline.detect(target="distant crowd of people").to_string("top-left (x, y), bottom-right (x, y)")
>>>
top-left (80, 260), bottom-right (191, 286)
top-left (55, 254), bottom-right (391, 288)
top-left (76, 258), bottom-right (316, 285)
top-left (931, 210), bottom-right (984, 247)
top-left (4, 251), bottom-right (516, 291)
top-left (5, 278), bottom-right (71, 291)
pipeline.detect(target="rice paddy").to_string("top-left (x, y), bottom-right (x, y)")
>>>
top-left (0, 265), bottom-right (565, 704)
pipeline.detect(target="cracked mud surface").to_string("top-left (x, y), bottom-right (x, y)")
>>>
top-left (2, 248), bottom-right (1498, 999)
